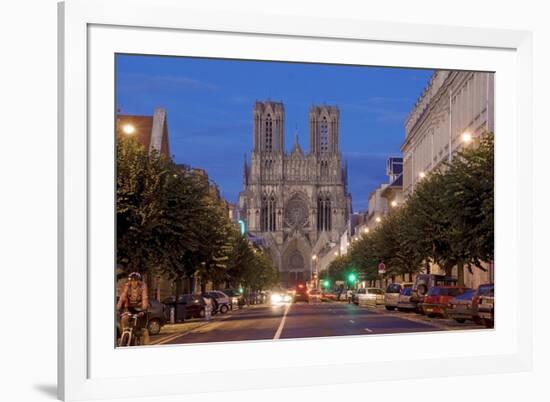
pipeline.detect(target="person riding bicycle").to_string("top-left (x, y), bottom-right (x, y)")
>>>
top-left (116, 272), bottom-right (150, 345)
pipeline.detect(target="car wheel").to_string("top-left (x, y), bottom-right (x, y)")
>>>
top-left (455, 318), bottom-right (466, 324)
top-left (385, 306), bottom-right (393, 311)
top-left (220, 304), bottom-right (229, 314)
top-left (147, 319), bottom-right (161, 335)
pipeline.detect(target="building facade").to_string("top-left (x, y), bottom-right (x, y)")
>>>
top-left (401, 70), bottom-right (495, 288)
top-left (402, 71), bottom-right (494, 195)
top-left (239, 101), bottom-right (351, 287)
top-left (116, 107), bottom-right (171, 159)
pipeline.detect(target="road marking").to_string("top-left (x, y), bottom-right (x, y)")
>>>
top-left (364, 328), bottom-right (373, 333)
top-left (349, 320), bottom-right (355, 324)
top-left (273, 302), bottom-right (292, 340)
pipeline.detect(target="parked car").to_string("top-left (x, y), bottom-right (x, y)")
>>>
top-left (396, 287), bottom-right (418, 311)
top-left (293, 283), bottom-right (310, 303)
top-left (411, 274), bottom-right (458, 313)
top-left (203, 290), bottom-right (231, 314)
top-left (419, 286), bottom-right (469, 317)
top-left (116, 299), bottom-right (168, 338)
top-left (384, 282), bottom-right (413, 310)
top-left (354, 287), bottom-right (385, 306)
top-left (162, 294), bottom-right (206, 322)
top-left (222, 289), bottom-right (245, 309)
top-left (475, 283), bottom-right (494, 328)
top-left (446, 289), bottom-right (478, 323)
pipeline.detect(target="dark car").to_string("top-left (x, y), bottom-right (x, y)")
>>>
top-left (293, 283), bottom-right (309, 303)
top-left (419, 286), bottom-right (470, 317)
top-left (222, 288), bottom-right (246, 309)
top-left (116, 299), bottom-right (168, 337)
top-left (474, 283), bottom-right (494, 328)
top-left (162, 294), bottom-right (205, 322)
top-left (447, 289), bottom-right (478, 323)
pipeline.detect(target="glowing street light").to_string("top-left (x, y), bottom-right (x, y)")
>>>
top-left (391, 200), bottom-right (398, 208)
top-left (375, 216), bottom-right (382, 223)
top-left (122, 124), bottom-right (136, 135)
top-left (419, 171), bottom-right (426, 179)
top-left (312, 255), bottom-right (317, 261)
top-left (461, 131), bottom-right (473, 144)
top-left (363, 227), bottom-right (370, 234)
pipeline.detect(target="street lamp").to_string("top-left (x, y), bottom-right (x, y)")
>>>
top-left (122, 123), bottom-right (136, 135)
top-left (363, 227), bottom-right (369, 234)
top-left (375, 216), bottom-right (382, 223)
top-left (391, 200), bottom-right (398, 208)
top-left (419, 171), bottom-right (426, 179)
top-left (461, 131), bottom-right (473, 144)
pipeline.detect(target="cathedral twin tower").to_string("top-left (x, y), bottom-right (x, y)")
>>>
top-left (239, 101), bottom-right (351, 287)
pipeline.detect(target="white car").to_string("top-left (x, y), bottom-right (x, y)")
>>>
top-left (204, 290), bottom-right (231, 314)
top-left (384, 282), bottom-right (413, 310)
top-left (355, 288), bottom-right (385, 306)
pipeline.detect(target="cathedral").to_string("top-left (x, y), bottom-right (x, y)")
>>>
top-left (238, 101), bottom-right (352, 287)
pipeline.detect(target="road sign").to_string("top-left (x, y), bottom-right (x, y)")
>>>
top-left (378, 262), bottom-right (386, 274)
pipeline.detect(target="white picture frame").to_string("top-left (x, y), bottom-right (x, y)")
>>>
top-left (58, 0), bottom-right (533, 400)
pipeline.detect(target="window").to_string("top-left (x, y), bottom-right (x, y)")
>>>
top-left (265, 114), bottom-right (273, 152)
top-left (261, 193), bottom-right (276, 232)
top-left (320, 116), bottom-right (329, 152)
top-left (317, 194), bottom-right (332, 232)
top-left (386, 284), bottom-right (402, 293)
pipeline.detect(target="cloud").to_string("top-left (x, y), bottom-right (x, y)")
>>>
top-left (117, 73), bottom-right (219, 92)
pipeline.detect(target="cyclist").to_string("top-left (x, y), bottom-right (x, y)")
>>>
top-left (116, 272), bottom-right (150, 345)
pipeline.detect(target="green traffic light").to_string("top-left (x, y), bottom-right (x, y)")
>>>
top-left (348, 273), bottom-right (357, 282)
top-left (323, 279), bottom-right (330, 288)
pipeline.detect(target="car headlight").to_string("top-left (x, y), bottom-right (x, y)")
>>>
top-left (283, 295), bottom-right (291, 302)
top-left (271, 294), bottom-right (282, 303)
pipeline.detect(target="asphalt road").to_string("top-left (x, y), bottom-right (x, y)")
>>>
top-left (151, 301), bottom-right (485, 346)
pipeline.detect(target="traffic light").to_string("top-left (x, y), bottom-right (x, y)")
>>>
top-left (348, 273), bottom-right (357, 283)
top-left (322, 279), bottom-right (330, 288)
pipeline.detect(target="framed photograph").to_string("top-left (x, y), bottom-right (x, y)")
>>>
top-left (58, 0), bottom-right (533, 400)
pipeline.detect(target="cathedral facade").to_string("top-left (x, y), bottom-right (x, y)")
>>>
top-left (239, 101), bottom-right (351, 287)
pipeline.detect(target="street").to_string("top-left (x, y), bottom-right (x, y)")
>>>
top-left (150, 301), bottom-right (485, 346)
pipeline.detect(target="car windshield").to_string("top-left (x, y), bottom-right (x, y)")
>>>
top-left (386, 284), bottom-right (401, 293)
top-left (478, 285), bottom-right (494, 296)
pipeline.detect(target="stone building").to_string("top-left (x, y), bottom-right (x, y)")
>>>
top-left (402, 70), bottom-right (495, 288)
top-left (239, 101), bottom-right (352, 287)
top-left (116, 107), bottom-right (171, 159)
top-left (402, 70), bottom-right (494, 195)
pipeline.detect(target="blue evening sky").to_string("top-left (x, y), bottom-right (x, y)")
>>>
top-left (116, 55), bottom-right (433, 211)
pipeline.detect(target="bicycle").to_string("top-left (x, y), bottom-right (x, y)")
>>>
top-left (118, 311), bottom-right (147, 347)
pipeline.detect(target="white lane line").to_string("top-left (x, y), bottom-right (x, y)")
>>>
top-left (273, 302), bottom-right (292, 340)
top-left (364, 328), bottom-right (373, 333)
